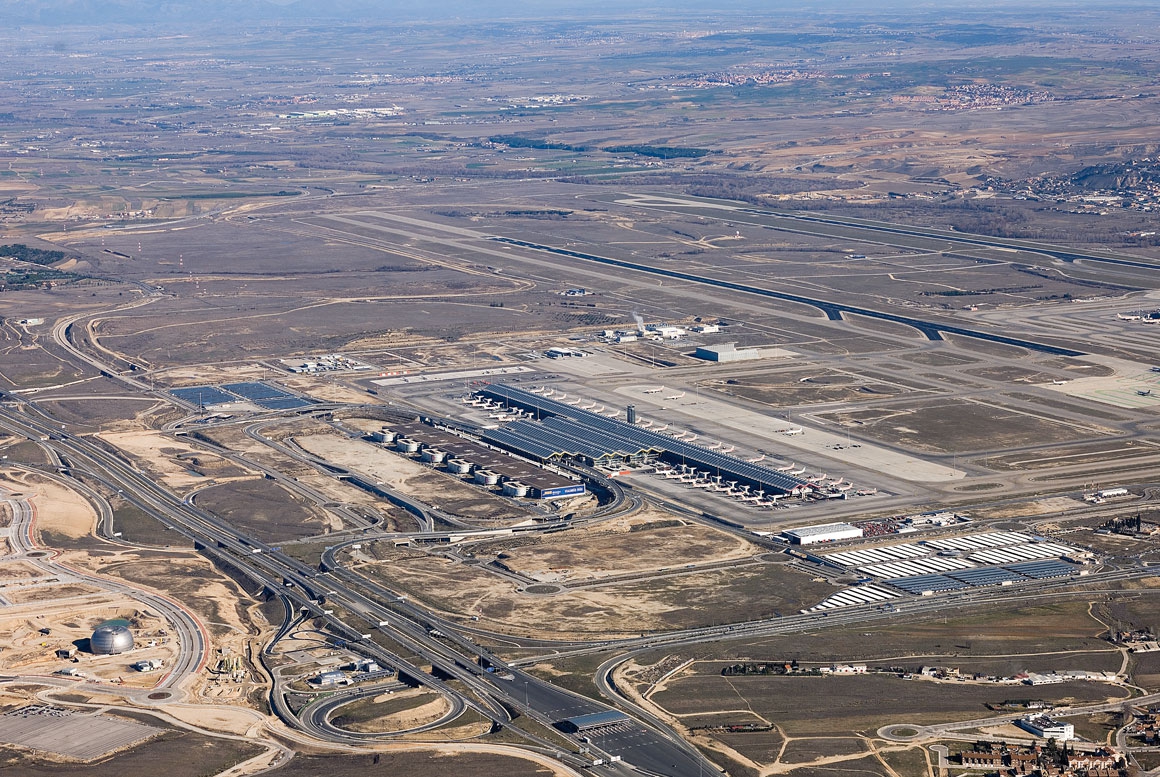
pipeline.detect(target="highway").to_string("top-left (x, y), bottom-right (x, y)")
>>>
top-left (4, 319), bottom-right (1155, 776)
top-left (0, 400), bottom-right (716, 776)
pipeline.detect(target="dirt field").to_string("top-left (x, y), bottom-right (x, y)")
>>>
top-left (0, 732), bottom-right (262, 777)
top-left (330, 688), bottom-right (451, 733)
top-left (981, 439), bottom-right (1160, 471)
top-left (98, 431), bottom-right (254, 494)
top-left (703, 368), bottom-right (908, 407)
top-left (474, 511), bottom-right (759, 582)
top-left (650, 672), bottom-right (1128, 736)
top-left (263, 750), bottom-right (567, 777)
top-left (0, 600), bottom-right (177, 687)
top-left (193, 478), bottom-right (339, 541)
top-left (0, 468), bottom-right (96, 541)
top-left (294, 433), bottom-right (529, 523)
top-left (815, 398), bottom-right (1105, 455)
top-left (359, 524), bottom-right (833, 639)
top-left (635, 599), bottom-right (1117, 668)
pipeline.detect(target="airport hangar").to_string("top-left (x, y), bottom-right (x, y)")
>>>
top-left (475, 384), bottom-right (813, 497)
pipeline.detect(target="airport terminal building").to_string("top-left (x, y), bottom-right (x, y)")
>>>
top-left (476, 384), bottom-right (812, 497)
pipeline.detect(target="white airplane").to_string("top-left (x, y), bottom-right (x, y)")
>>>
top-left (747, 454), bottom-right (765, 463)
top-left (639, 420), bottom-right (654, 428)
top-left (1052, 380), bottom-right (1069, 385)
top-left (654, 424), bottom-right (668, 432)
top-left (707, 442), bottom-right (722, 450)
top-left (643, 386), bottom-right (665, 394)
top-left (783, 428), bottom-right (805, 436)
top-left (664, 392), bottom-right (685, 400)
top-left (789, 467), bottom-right (805, 475)
top-left (685, 434), bottom-right (697, 442)
top-left (775, 463), bottom-right (796, 472)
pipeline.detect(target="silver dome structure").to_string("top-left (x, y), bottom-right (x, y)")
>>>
top-left (90, 623), bottom-right (134, 655)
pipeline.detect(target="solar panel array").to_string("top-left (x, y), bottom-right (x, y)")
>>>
top-left (1004, 560), bottom-right (1076, 579)
top-left (806, 584), bottom-right (899, 612)
top-left (889, 561), bottom-right (1077, 594)
top-left (170, 386), bottom-right (237, 406)
top-left (221, 382), bottom-right (282, 400)
top-left (170, 382), bottom-right (314, 411)
top-left (890, 575), bottom-right (968, 594)
top-left (946, 566), bottom-right (1024, 586)
top-left (256, 396), bottom-right (314, 410)
top-left (479, 384), bottom-right (811, 494)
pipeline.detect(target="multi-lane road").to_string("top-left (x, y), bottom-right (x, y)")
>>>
top-left (6, 392), bottom-right (1155, 774)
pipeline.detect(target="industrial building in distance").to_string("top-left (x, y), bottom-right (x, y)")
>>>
top-left (475, 384), bottom-right (814, 497)
top-left (693, 342), bottom-right (793, 363)
top-left (783, 522), bottom-right (864, 545)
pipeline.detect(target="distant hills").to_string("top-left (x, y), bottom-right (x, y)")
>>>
top-left (0, 0), bottom-right (763, 26)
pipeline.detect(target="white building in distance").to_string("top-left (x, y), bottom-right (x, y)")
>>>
top-left (784, 523), bottom-right (864, 545)
top-left (1017, 715), bottom-right (1075, 741)
top-left (694, 343), bottom-right (792, 363)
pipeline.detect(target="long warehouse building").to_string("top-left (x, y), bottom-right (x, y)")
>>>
top-left (477, 384), bottom-right (813, 496)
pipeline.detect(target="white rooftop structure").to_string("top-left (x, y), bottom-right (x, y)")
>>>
top-left (1017, 715), bottom-right (1074, 741)
top-left (784, 522), bottom-right (863, 545)
top-left (694, 343), bottom-right (793, 363)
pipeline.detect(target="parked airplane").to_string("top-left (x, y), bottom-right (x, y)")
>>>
top-left (664, 392), bottom-right (685, 400)
top-left (643, 386), bottom-right (665, 394)
top-left (1138, 389), bottom-right (1152, 396)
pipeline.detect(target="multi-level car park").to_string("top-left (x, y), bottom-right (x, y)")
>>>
top-left (802, 531), bottom-right (1092, 612)
top-left (374, 421), bottom-right (586, 500)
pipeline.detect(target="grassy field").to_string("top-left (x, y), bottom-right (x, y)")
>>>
top-left (194, 478), bottom-right (333, 541)
top-left (359, 539), bottom-right (833, 639)
top-left (0, 731), bottom-right (262, 777)
top-left (261, 751), bottom-right (562, 777)
top-left (651, 673), bottom-right (1129, 736)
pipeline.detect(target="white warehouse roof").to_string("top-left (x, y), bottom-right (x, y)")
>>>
top-left (785, 522), bottom-right (863, 545)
